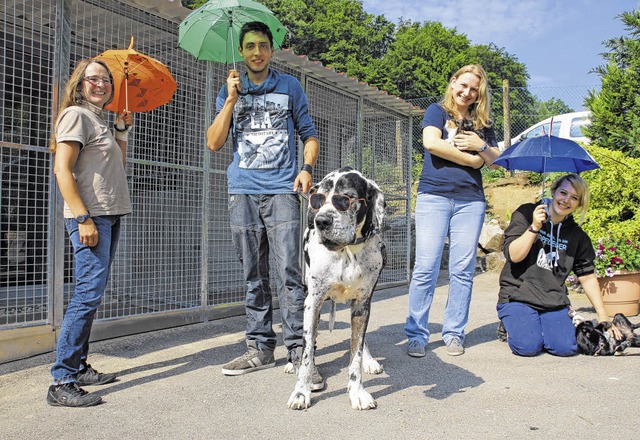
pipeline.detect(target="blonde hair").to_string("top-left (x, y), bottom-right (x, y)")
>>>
top-left (441, 64), bottom-right (492, 130)
top-left (551, 173), bottom-right (590, 223)
top-left (49, 59), bottom-right (113, 153)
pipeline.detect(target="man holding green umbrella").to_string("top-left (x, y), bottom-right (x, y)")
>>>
top-left (206, 21), bottom-right (324, 391)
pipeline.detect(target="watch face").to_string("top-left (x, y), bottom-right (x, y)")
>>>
top-left (77, 213), bottom-right (90, 223)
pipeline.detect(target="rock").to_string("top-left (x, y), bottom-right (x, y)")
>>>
top-left (485, 252), bottom-right (506, 272)
top-left (479, 219), bottom-right (504, 254)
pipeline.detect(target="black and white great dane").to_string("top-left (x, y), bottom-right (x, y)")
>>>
top-left (287, 167), bottom-right (386, 410)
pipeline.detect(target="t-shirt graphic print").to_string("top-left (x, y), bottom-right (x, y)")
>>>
top-left (235, 92), bottom-right (290, 169)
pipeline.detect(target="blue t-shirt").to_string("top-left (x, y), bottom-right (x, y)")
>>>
top-left (417, 104), bottom-right (497, 201)
top-left (216, 68), bottom-right (318, 194)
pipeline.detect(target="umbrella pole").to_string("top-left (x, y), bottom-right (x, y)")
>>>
top-left (124, 62), bottom-right (129, 113)
top-left (228, 16), bottom-right (236, 71)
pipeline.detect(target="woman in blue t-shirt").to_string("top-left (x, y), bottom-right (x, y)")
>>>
top-left (405, 64), bottom-right (500, 358)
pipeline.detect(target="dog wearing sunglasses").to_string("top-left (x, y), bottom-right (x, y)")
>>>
top-left (575, 313), bottom-right (640, 356)
top-left (288, 167), bottom-right (386, 410)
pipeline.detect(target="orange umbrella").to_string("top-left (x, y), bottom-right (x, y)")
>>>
top-left (95, 36), bottom-right (177, 113)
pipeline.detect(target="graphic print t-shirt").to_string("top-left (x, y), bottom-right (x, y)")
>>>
top-left (235, 93), bottom-right (289, 170)
top-left (216, 69), bottom-right (318, 194)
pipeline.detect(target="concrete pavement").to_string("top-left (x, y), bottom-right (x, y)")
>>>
top-left (1, 270), bottom-right (639, 439)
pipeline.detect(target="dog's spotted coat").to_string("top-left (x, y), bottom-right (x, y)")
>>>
top-left (287, 167), bottom-right (386, 410)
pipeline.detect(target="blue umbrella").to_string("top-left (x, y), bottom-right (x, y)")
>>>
top-left (494, 134), bottom-right (600, 194)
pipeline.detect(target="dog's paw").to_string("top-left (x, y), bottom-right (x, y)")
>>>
top-left (348, 385), bottom-right (377, 410)
top-left (287, 386), bottom-right (311, 410)
top-left (571, 313), bottom-right (586, 326)
top-left (363, 358), bottom-right (383, 375)
top-left (283, 361), bottom-right (296, 374)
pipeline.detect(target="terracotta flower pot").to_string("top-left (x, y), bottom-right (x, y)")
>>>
top-left (598, 270), bottom-right (640, 317)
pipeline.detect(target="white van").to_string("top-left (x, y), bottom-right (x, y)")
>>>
top-left (499, 111), bottom-right (591, 149)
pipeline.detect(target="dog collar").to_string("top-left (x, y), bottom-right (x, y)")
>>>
top-left (351, 227), bottom-right (380, 245)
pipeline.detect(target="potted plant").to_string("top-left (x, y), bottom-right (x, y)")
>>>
top-left (594, 234), bottom-right (640, 316)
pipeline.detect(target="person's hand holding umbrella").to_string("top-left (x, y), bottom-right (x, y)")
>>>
top-left (531, 203), bottom-right (548, 231)
top-left (226, 69), bottom-right (241, 97)
top-left (113, 110), bottom-right (134, 144)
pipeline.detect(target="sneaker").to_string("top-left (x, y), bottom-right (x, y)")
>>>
top-left (76, 364), bottom-right (117, 386)
top-left (407, 340), bottom-right (426, 358)
top-left (496, 320), bottom-right (508, 342)
top-left (222, 346), bottom-right (275, 376)
top-left (290, 350), bottom-right (326, 392)
top-left (446, 338), bottom-right (465, 356)
top-left (46, 382), bottom-right (102, 407)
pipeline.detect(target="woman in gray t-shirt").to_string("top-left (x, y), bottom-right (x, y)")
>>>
top-left (47, 58), bottom-right (133, 408)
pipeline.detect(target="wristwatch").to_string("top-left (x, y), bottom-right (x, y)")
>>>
top-left (527, 224), bottom-right (540, 234)
top-left (76, 212), bottom-right (91, 224)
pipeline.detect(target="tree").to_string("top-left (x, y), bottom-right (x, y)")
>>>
top-left (368, 21), bottom-right (470, 98)
top-left (585, 9), bottom-right (640, 157)
top-left (261, 0), bottom-right (395, 77)
top-left (534, 98), bottom-right (574, 121)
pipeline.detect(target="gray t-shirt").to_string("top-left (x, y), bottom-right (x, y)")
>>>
top-left (56, 103), bottom-right (132, 217)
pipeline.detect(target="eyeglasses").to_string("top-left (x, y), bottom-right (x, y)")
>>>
top-left (309, 193), bottom-right (367, 212)
top-left (84, 76), bottom-right (112, 86)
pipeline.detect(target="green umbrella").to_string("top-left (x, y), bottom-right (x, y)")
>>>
top-left (178, 0), bottom-right (288, 68)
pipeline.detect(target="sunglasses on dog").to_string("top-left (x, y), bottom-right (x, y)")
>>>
top-left (309, 193), bottom-right (367, 211)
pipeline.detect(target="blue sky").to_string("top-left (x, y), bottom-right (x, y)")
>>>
top-left (361, 0), bottom-right (638, 108)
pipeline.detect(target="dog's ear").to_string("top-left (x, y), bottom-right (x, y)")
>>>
top-left (306, 184), bottom-right (319, 230)
top-left (575, 321), bottom-right (598, 355)
top-left (361, 178), bottom-right (385, 238)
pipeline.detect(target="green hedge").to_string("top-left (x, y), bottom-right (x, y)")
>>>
top-left (581, 145), bottom-right (640, 241)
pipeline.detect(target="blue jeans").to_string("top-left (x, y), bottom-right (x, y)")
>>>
top-left (497, 302), bottom-right (577, 357)
top-left (51, 215), bottom-right (122, 384)
top-left (229, 194), bottom-right (304, 358)
top-left (405, 193), bottom-right (485, 346)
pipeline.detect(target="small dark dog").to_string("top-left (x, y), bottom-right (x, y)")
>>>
top-left (445, 118), bottom-right (485, 154)
top-left (575, 313), bottom-right (640, 355)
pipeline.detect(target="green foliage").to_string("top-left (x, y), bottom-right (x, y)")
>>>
top-left (412, 148), bottom-right (423, 184)
top-left (369, 21), bottom-right (470, 98)
top-left (533, 97), bottom-right (574, 120)
top-left (481, 167), bottom-right (506, 184)
top-left (184, 0), bottom-right (205, 8)
top-left (581, 145), bottom-right (640, 241)
top-left (593, 234), bottom-right (640, 277)
top-left (261, 0), bottom-right (394, 76)
top-left (585, 9), bottom-right (640, 158)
